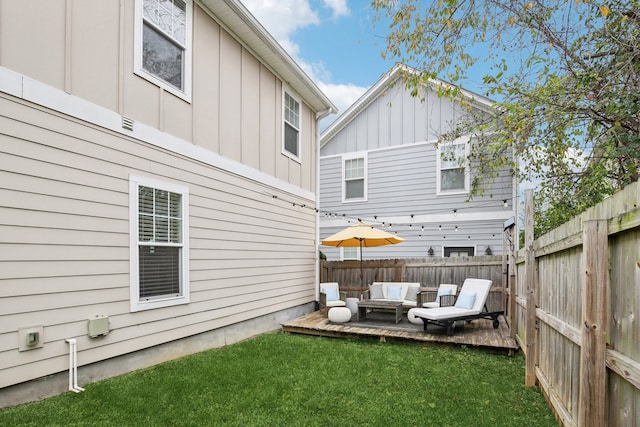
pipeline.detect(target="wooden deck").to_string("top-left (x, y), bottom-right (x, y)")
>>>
top-left (281, 310), bottom-right (519, 354)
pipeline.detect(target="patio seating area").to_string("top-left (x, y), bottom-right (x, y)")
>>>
top-left (281, 309), bottom-right (518, 355)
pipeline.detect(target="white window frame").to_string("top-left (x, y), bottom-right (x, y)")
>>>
top-left (341, 247), bottom-right (360, 261)
top-left (134, 0), bottom-right (193, 102)
top-left (129, 175), bottom-right (190, 312)
top-left (443, 246), bottom-right (476, 257)
top-left (282, 89), bottom-right (302, 161)
top-left (436, 137), bottom-right (470, 195)
top-left (342, 153), bottom-right (367, 203)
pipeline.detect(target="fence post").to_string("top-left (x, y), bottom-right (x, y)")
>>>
top-left (578, 220), bottom-right (607, 426)
top-left (506, 223), bottom-right (517, 339)
top-left (524, 189), bottom-right (537, 387)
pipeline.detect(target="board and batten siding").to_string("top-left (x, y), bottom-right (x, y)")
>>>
top-left (0, 0), bottom-right (315, 193)
top-left (0, 0), bottom-right (331, 398)
top-left (320, 77), bottom-right (470, 156)
top-left (0, 93), bottom-right (317, 389)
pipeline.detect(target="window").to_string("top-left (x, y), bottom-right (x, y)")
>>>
top-left (283, 91), bottom-right (301, 159)
top-left (444, 247), bottom-right (475, 257)
top-left (135, 0), bottom-right (192, 101)
top-left (343, 155), bottom-right (366, 201)
top-left (130, 175), bottom-right (189, 311)
top-left (437, 141), bottom-right (469, 193)
top-left (342, 247), bottom-right (360, 261)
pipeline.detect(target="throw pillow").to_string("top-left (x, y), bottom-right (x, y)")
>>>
top-left (405, 286), bottom-right (419, 302)
top-left (436, 287), bottom-right (453, 299)
top-left (369, 284), bottom-right (384, 299)
top-left (387, 285), bottom-right (402, 300)
top-left (454, 292), bottom-right (476, 310)
top-left (322, 287), bottom-right (339, 301)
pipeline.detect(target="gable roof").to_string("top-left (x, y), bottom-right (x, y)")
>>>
top-left (320, 63), bottom-right (495, 146)
top-left (202, 0), bottom-right (336, 116)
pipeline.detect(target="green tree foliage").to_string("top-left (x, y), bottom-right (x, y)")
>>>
top-left (372, 0), bottom-right (640, 235)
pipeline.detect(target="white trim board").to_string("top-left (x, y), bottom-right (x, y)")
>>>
top-left (0, 66), bottom-right (316, 202)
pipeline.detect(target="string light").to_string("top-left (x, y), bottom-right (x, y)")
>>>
top-left (265, 192), bottom-right (512, 244)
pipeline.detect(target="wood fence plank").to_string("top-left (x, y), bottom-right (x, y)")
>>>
top-left (578, 220), bottom-right (607, 426)
top-left (525, 189), bottom-right (537, 386)
top-left (607, 349), bottom-right (640, 390)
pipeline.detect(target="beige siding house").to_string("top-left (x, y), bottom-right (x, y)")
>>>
top-left (0, 0), bottom-right (335, 407)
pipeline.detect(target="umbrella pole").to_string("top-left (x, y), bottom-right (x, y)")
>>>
top-left (359, 239), bottom-right (364, 291)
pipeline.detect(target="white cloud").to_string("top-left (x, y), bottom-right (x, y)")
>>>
top-left (323, 0), bottom-right (350, 18)
top-left (241, 0), bottom-right (363, 129)
top-left (318, 82), bottom-right (367, 131)
top-left (241, 0), bottom-right (319, 57)
top-left (319, 82), bottom-right (367, 115)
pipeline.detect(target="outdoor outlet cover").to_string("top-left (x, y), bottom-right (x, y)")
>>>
top-left (18, 326), bottom-right (44, 351)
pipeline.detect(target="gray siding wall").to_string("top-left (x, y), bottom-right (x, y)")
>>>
top-left (320, 143), bottom-right (513, 259)
top-left (319, 76), bottom-right (514, 260)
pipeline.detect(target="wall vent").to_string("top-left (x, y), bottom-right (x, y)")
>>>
top-left (122, 116), bottom-right (134, 131)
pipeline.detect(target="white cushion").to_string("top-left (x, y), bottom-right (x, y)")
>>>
top-left (405, 285), bottom-right (419, 302)
top-left (322, 286), bottom-right (339, 301)
top-left (455, 292), bottom-right (476, 309)
top-left (412, 306), bottom-right (480, 321)
top-left (326, 300), bottom-right (346, 308)
top-left (436, 287), bottom-right (453, 298)
top-left (387, 285), bottom-right (402, 300)
top-left (369, 284), bottom-right (384, 299)
top-left (328, 307), bottom-right (351, 323)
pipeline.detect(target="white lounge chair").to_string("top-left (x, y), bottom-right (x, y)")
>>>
top-left (410, 278), bottom-right (503, 335)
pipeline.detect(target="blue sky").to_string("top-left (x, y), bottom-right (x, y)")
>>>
top-left (241, 0), bottom-right (396, 128)
top-left (241, 0), bottom-right (502, 131)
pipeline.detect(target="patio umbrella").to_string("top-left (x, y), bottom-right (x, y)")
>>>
top-left (321, 222), bottom-right (404, 288)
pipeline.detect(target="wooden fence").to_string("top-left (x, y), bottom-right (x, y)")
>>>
top-left (515, 184), bottom-right (640, 426)
top-left (320, 256), bottom-right (505, 312)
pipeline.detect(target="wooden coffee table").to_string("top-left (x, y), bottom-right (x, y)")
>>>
top-left (357, 300), bottom-right (403, 324)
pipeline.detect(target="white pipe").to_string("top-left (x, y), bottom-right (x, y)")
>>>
top-left (65, 339), bottom-right (85, 393)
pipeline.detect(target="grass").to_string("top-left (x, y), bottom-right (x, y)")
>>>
top-left (1, 332), bottom-right (557, 426)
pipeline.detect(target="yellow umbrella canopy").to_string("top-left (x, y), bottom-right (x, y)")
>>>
top-left (321, 222), bottom-right (404, 288)
top-left (321, 222), bottom-right (404, 247)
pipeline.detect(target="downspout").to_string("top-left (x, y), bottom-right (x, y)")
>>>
top-left (315, 107), bottom-right (335, 303)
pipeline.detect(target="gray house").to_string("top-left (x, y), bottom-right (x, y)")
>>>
top-left (319, 64), bottom-right (515, 261)
top-left (0, 0), bottom-right (334, 407)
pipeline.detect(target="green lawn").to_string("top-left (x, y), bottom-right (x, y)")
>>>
top-left (1, 332), bottom-right (557, 426)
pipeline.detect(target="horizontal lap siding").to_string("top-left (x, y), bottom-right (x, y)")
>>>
top-left (319, 141), bottom-right (513, 259)
top-left (0, 96), bottom-right (316, 387)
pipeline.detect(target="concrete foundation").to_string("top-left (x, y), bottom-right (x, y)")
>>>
top-left (0, 302), bottom-right (314, 409)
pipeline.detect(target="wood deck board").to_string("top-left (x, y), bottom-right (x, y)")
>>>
top-left (281, 311), bottom-right (519, 352)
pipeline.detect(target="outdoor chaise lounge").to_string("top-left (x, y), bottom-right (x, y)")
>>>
top-left (409, 278), bottom-right (503, 336)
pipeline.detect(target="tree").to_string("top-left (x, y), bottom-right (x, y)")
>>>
top-left (372, 0), bottom-right (640, 236)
